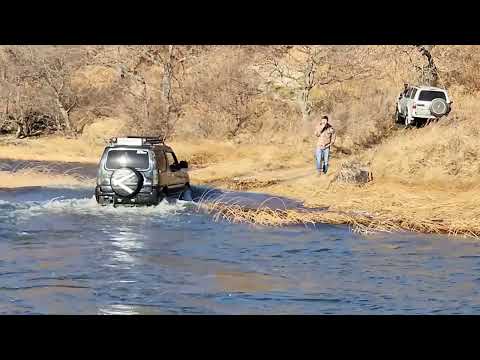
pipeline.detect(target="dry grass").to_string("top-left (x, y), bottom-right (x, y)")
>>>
top-left (187, 141), bottom-right (310, 184)
top-left (206, 176), bottom-right (281, 191)
top-left (169, 140), bottom-right (237, 167)
top-left (196, 184), bottom-right (480, 238)
top-left (370, 119), bottom-right (480, 188)
top-left (251, 178), bottom-right (480, 238)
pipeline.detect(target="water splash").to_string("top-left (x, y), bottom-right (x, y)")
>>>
top-left (10, 196), bottom-right (192, 220)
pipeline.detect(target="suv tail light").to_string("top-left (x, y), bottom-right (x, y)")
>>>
top-left (412, 102), bottom-right (416, 111)
top-left (97, 171), bottom-right (112, 186)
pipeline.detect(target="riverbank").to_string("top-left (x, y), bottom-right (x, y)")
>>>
top-left (1, 134), bottom-right (478, 238)
top-left (0, 171), bottom-right (90, 188)
top-left (195, 165), bottom-right (480, 238)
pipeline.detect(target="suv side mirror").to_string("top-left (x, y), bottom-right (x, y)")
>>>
top-left (179, 160), bottom-right (188, 169)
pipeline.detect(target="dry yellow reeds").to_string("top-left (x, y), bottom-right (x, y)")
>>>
top-left (195, 190), bottom-right (480, 239)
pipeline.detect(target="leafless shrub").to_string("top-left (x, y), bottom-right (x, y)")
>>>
top-left (0, 46), bottom-right (112, 137)
top-left (184, 47), bottom-right (266, 140)
top-left (262, 46), bottom-right (374, 122)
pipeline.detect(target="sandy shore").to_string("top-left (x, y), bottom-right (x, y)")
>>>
top-left (0, 171), bottom-right (94, 188)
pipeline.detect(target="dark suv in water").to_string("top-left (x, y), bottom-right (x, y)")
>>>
top-left (95, 137), bottom-right (192, 206)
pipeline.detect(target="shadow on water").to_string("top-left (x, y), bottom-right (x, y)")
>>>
top-left (191, 185), bottom-right (320, 211)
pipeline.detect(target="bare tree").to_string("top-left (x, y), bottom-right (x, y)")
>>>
top-left (0, 85), bottom-right (58, 138)
top-left (187, 46), bottom-right (265, 139)
top-left (415, 45), bottom-right (439, 86)
top-left (0, 47), bottom-right (54, 137)
top-left (159, 45), bottom-right (186, 140)
top-left (2, 46), bottom-right (92, 136)
top-left (398, 45), bottom-right (440, 86)
top-left (94, 45), bottom-right (190, 140)
top-left (264, 45), bottom-right (372, 121)
top-left (216, 74), bottom-right (264, 138)
top-left (37, 53), bottom-right (77, 132)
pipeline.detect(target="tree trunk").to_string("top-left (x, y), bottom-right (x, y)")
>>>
top-left (300, 58), bottom-right (316, 121)
top-left (162, 45), bottom-right (174, 102)
top-left (416, 45), bottom-right (439, 86)
top-left (15, 120), bottom-right (24, 138)
top-left (55, 96), bottom-right (72, 133)
top-left (142, 80), bottom-right (150, 125)
top-left (162, 45), bottom-right (175, 140)
top-left (14, 89), bottom-right (26, 138)
top-left (299, 92), bottom-right (311, 122)
top-left (1, 95), bottom-right (9, 131)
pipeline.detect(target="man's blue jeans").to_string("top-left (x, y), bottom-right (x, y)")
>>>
top-left (315, 147), bottom-right (330, 174)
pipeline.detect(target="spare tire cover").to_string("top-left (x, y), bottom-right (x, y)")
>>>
top-left (430, 98), bottom-right (448, 117)
top-left (110, 168), bottom-right (143, 197)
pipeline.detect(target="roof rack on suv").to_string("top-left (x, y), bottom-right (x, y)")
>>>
top-left (108, 136), bottom-right (165, 146)
top-left (127, 136), bottom-right (165, 145)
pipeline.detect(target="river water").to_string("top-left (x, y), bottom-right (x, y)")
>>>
top-left (1, 184), bottom-right (480, 315)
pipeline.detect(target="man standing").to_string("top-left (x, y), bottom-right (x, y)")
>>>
top-left (399, 83), bottom-right (409, 100)
top-left (314, 115), bottom-right (336, 175)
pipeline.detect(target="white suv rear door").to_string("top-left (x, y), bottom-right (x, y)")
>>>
top-left (415, 90), bottom-right (448, 117)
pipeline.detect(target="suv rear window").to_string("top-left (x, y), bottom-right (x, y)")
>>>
top-left (418, 90), bottom-right (446, 102)
top-left (106, 149), bottom-right (150, 170)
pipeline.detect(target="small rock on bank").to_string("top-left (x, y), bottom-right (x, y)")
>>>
top-left (333, 161), bottom-right (373, 185)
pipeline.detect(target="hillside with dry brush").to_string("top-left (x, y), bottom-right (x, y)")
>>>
top-left (2, 45), bottom-right (480, 237)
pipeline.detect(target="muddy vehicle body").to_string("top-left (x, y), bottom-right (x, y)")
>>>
top-left (396, 85), bottom-right (452, 127)
top-left (95, 137), bottom-right (191, 206)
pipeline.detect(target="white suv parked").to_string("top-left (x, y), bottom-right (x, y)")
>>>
top-left (395, 85), bottom-right (452, 126)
